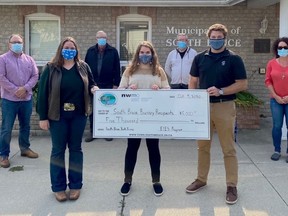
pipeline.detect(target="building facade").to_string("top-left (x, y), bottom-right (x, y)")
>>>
top-left (0, 0), bottom-right (284, 133)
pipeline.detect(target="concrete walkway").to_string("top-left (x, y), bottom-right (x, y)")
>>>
top-left (0, 117), bottom-right (288, 216)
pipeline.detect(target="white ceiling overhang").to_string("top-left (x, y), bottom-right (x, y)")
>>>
top-left (0, 0), bottom-right (246, 7)
top-left (247, 0), bottom-right (279, 8)
top-left (0, 0), bottom-right (279, 7)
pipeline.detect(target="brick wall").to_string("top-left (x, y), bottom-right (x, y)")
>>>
top-left (0, 107), bottom-right (91, 136)
top-left (0, 3), bottom-right (279, 134)
top-left (236, 106), bottom-right (260, 129)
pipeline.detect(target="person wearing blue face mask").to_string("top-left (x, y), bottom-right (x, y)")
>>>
top-left (37, 37), bottom-right (98, 202)
top-left (85, 30), bottom-right (121, 142)
top-left (265, 37), bottom-right (288, 162)
top-left (0, 34), bottom-right (39, 169)
top-left (118, 41), bottom-right (170, 197)
top-left (165, 33), bottom-right (197, 89)
top-left (187, 24), bottom-right (247, 205)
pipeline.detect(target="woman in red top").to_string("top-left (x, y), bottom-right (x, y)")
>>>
top-left (265, 37), bottom-right (288, 162)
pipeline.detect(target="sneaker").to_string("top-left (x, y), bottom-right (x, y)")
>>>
top-left (85, 134), bottom-right (95, 142)
top-left (0, 156), bottom-right (10, 168)
top-left (21, 149), bottom-right (39, 158)
top-left (271, 152), bottom-right (281, 161)
top-left (186, 179), bottom-right (207, 193)
top-left (105, 138), bottom-right (113, 141)
top-left (120, 182), bottom-right (131, 196)
top-left (153, 182), bottom-right (163, 196)
top-left (226, 186), bottom-right (238, 205)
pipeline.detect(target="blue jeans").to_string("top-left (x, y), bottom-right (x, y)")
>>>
top-left (270, 98), bottom-right (288, 153)
top-left (49, 111), bottom-right (87, 192)
top-left (0, 98), bottom-right (33, 157)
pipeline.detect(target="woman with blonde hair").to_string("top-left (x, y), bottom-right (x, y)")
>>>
top-left (118, 41), bottom-right (170, 197)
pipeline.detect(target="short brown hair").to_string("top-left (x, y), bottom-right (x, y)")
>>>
top-left (207, 23), bottom-right (228, 38)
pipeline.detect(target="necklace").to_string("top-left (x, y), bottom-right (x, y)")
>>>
top-left (277, 58), bottom-right (288, 79)
top-left (282, 70), bottom-right (286, 79)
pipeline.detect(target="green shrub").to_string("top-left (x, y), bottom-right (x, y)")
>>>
top-left (235, 91), bottom-right (263, 108)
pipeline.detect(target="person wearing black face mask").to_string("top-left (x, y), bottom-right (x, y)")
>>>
top-left (186, 23), bottom-right (248, 205)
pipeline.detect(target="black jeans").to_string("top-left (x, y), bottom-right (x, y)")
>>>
top-left (124, 138), bottom-right (161, 183)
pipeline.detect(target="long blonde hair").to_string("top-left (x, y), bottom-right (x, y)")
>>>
top-left (125, 41), bottom-right (162, 76)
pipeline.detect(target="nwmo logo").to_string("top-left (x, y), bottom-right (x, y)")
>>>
top-left (121, 94), bottom-right (139, 97)
top-left (121, 94), bottom-right (132, 97)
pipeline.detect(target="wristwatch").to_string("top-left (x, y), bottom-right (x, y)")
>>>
top-left (218, 88), bottom-right (224, 95)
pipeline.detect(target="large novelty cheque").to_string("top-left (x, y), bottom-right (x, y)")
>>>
top-left (93, 89), bottom-right (210, 139)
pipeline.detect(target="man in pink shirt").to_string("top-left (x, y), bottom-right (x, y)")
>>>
top-left (0, 34), bottom-right (39, 168)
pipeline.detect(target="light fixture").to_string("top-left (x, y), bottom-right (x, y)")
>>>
top-left (259, 16), bottom-right (268, 34)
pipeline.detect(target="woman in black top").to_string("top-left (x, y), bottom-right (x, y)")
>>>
top-left (37, 37), bottom-right (98, 202)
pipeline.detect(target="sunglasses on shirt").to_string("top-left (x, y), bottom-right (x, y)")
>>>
top-left (278, 46), bottom-right (288, 50)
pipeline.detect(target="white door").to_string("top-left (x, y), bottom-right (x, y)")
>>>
top-left (117, 14), bottom-right (152, 74)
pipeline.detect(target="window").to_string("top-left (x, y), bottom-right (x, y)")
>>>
top-left (117, 14), bottom-right (151, 73)
top-left (25, 13), bottom-right (60, 66)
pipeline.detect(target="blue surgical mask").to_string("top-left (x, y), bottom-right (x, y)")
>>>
top-left (98, 38), bottom-right (107, 46)
top-left (61, 49), bottom-right (77, 60)
top-left (177, 41), bottom-right (187, 49)
top-left (209, 38), bottom-right (225, 50)
top-left (11, 43), bottom-right (23, 54)
top-left (139, 54), bottom-right (152, 64)
top-left (278, 48), bottom-right (288, 57)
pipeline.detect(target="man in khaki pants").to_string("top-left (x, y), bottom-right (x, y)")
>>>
top-left (186, 23), bottom-right (248, 205)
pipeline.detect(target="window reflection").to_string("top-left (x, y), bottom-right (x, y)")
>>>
top-left (29, 20), bottom-right (59, 63)
top-left (119, 21), bottom-right (148, 61)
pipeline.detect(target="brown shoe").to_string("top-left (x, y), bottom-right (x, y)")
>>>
top-left (69, 189), bottom-right (81, 200)
top-left (55, 191), bottom-right (67, 202)
top-left (0, 156), bottom-right (10, 168)
top-left (85, 134), bottom-right (95, 142)
top-left (226, 186), bottom-right (238, 205)
top-left (186, 179), bottom-right (207, 193)
top-left (21, 149), bottom-right (39, 158)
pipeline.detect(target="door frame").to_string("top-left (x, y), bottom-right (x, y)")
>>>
top-left (116, 14), bottom-right (152, 72)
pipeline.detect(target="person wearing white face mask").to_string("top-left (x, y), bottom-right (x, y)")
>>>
top-left (165, 33), bottom-right (197, 89)
top-left (265, 37), bottom-right (288, 162)
top-left (0, 34), bottom-right (39, 169)
top-left (84, 30), bottom-right (121, 142)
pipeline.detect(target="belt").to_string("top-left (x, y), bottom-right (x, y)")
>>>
top-left (210, 98), bottom-right (234, 103)
top-left (170, 83), bottom-right (188, 89)
top-left (63, 103), bottom-right (75, 111)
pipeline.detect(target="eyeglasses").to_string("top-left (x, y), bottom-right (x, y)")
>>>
top-left (278, 46), bottom-right (288, 50)
top-left (9, 41), bottom-right (23, 44)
